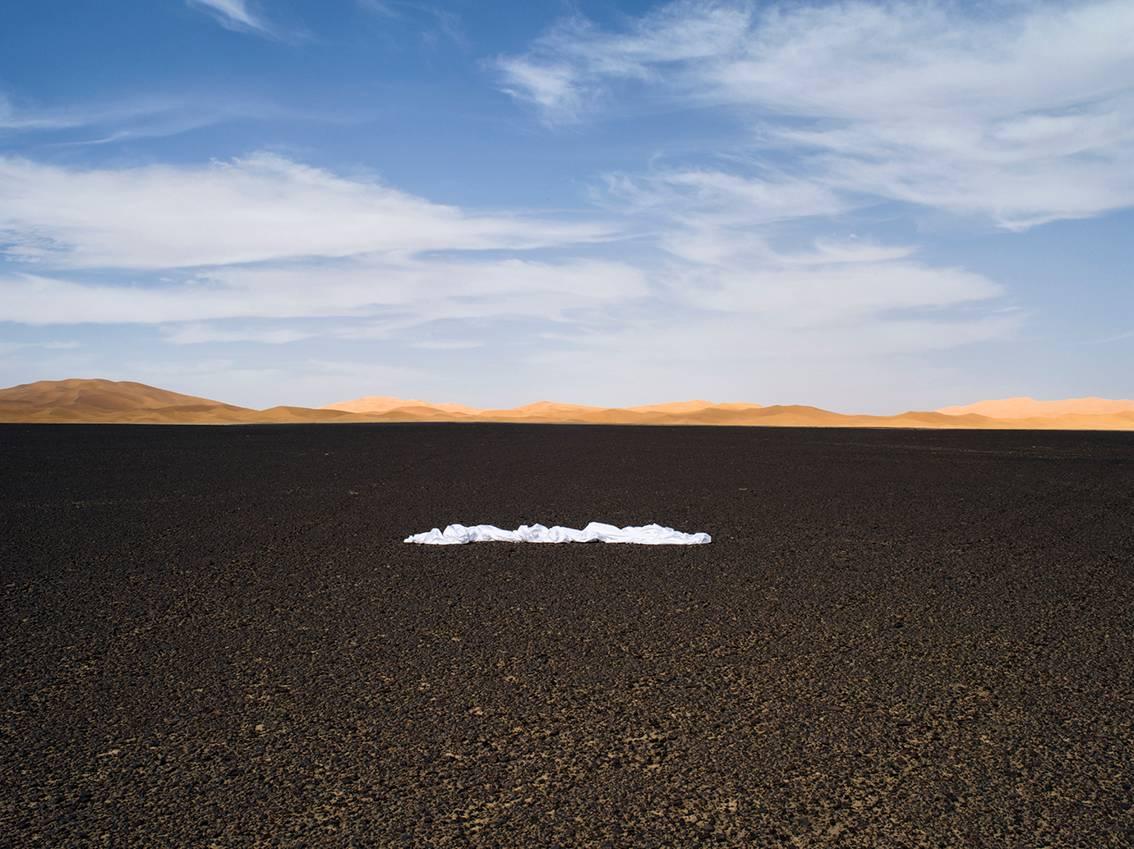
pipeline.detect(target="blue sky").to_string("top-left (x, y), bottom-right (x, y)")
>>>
top-left (1, 0), bottom-right (1132, 411)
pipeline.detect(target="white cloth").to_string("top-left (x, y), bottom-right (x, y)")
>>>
top-left (404, 522), bottom-right (711, 545)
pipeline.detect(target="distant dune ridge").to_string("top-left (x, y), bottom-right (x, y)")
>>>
top-left (323, 395), bottom-right (480, 416)
top-left (937, 396), bottom-right (1134, 419)
top-left (2, 379), bottom-right (1134, 430)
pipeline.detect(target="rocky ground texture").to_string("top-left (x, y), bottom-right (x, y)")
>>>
top-left (2, 423), bottom-right (1133, 847)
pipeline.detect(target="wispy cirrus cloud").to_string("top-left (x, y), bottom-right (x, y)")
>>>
top-left (0, 151), bottom-right (645, 354)
top-left (0, 339), bottom-right (80, 357)
top-left (497, 1), bottom-right (752, 124)
top-left (161, 324), bottom-right (318, 345)
top-left (358, 0), bottom-right (467, 48)
top-left (0, 94), bottom-right (86, 132)
top-left (498, 0), bottom-right (1134, 229)
top-left (105, 357), bottom-right (429, 410)
top-left (0, 256), bottom-right (647, 326)
top-left (0, 90), bottom-right (332, 147)
top-left (186, 0), bottom-right (279, 38)
top-left (0, 93), bottom-right (207, 137)
top-left (0, 153), bottom-right (613, 269)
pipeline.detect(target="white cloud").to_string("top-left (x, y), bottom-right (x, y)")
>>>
top-left (112, 357), bottom-right (428, 409)
top-left (598, 168), bottom-right (849, 264)
top-left (187, 0), bottom-right (273, 36)
top-left (0, 90), bottom-right (339, 148)
top-left (0, 339), bottom-right (80, 356)
top-left (500, 0), bottom-right (1134, 228)
top-left (0, 153), bottom-right (613, 269)
top-left (161, 324), bottom-right (316, 345)
top-left (358, 1), bottom-right (467, 48)
top-left (527, 306), bottom-right (1021, 412)
top-left (0, 94), bottom-right (85, 132)
top-left (666, 261), bottom-right (1000, 327)
top-left (602, 169), bottom-right (846, 223)
top-left (0, 93), bottom-right (218, 138)
top-left (497, 59), bottom-right (585, 124)
top-left (777, 239), bottom-right (917, 267)
top-left (496, 2), bottom-right (754, 123)
top-left (410, 339), bottom-right (483, 351)
top-left (0, 257), bottom-right (647, 325)
top-left (0, 151), bottom-right (644, 360)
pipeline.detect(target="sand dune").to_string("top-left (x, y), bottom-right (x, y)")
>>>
top-left (477, 400), bottom-right (608, 418)
top-left (322, 395), bottom-right (479, 416)
top-left (938, 396), bottom-right (1134, 418)
top-left (0, 378), bottom-right (240, 412)
top-left (0, 379), bottom-right (252, 424)
top-left (3, 379), bottom-right (1134, 429)
top-left (628, 399), bottom-right (714, 414)
top-left (627, 399), bottom-right (763, 415)
top-left (367, 405), bottom-right (480, 422)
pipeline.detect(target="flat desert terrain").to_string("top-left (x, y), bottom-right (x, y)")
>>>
top-left (2, 424), bottom-right (1133, 847)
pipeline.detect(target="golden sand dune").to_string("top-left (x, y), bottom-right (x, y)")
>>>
top-left (0, 378), bottom-right (238, 412)
top-left (322, 395), bottom-right (479, 416)
top-left (0, 379), bottom-right (253, 423)
top-left (626, 399), bottom-right (763, 415)
top-left (477, 400), bottom-right (608, 418)
top-left (938, 396), bottom-right (1134, 418)
top-left (3, 379), bottom-right (1134, 429)
top-left (365, 405), bottom-right (481, 422)
top-left (627, 399), bottom-right (715, 414)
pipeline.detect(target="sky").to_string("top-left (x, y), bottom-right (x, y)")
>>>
top-left (1, 0), bottom-right (1132, 412)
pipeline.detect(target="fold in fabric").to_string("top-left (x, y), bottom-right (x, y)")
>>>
top-left (404, 522), bottom-right (711, 545)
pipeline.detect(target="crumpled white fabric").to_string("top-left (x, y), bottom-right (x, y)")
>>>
top-left (404, 522), bottom-right (711, 545)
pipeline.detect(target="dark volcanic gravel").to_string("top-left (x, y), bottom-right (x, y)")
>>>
top-left (2, 424), bottom-right (1133, 848)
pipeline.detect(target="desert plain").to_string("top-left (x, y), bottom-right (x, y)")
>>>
top-left (2, 421), bottom-right (1132, 847)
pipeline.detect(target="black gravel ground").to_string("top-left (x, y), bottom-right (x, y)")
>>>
top-left (2, 424), bottom-right (1133, 848)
